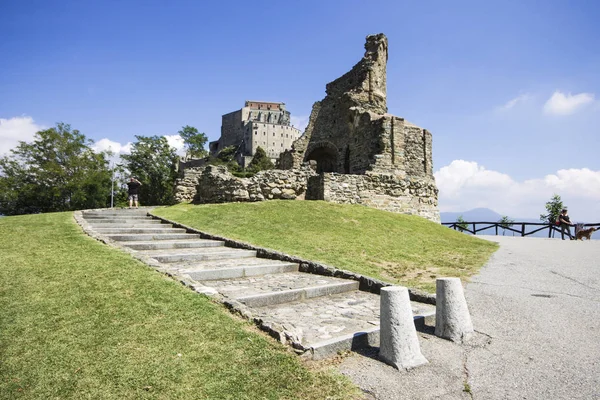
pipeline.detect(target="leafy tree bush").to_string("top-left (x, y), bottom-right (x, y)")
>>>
top-left (206, 146), bottom-right (241, 173)
top-left (121, 135), bottom-right (178, 206)
top-left (498, 215), bottom-right (515, 236)
top-left (540, 194), bottom-right (564, 223)
top-left (178, 125), bottom-right (208, 159)
top-left (246, 146), bottom-right (274, 173)
top-left (456, 215), bottom-right (468, 232)
top-left (0, 123), bottom-right (111, 215)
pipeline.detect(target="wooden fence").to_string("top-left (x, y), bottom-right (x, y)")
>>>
top-left (441, 222), bottom-right (600, 238)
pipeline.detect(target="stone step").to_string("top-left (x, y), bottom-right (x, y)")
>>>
top-left (92, 227), bottom-right (185, 235)
top-left (83, 215), bottom-right (153, 220)
top-left (87, 223), bottom-right (167, 228)
top-left (83, 211), bottom-right (149, 217)
top-left (106, 233), bottom-right (201, 242)
top-left (142, 248), bottom-right (258, 263)
top-left (200, 272), bottom-right (359, 307)
top-left (174, 258), bottom-right (299, 280)
top-left (85, 219), bottom-right (163, 224)
top-left (122, 239), bottom-right (224, 250)
top-left (250, 290), bottom-right (436, 360)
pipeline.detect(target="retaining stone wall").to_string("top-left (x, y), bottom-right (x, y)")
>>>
top-left (180, 164), bottom-right (318, 204)
top-left (307, 172), bottom-right (440, 222)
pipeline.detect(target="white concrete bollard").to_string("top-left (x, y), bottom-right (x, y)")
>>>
top-left (435, 277), bottom-right (474, 342)
top-left (379, 286), bottom-right (428, 370)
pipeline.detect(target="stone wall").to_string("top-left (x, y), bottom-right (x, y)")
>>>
top-left (306, 172), bottom-right (440, 222)
top-left (175, 164), bottom-right (318, 204)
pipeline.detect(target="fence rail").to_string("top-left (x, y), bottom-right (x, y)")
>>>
top-left (441, 221), bottom-right (600, 238)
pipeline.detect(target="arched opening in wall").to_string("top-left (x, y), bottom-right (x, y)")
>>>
top-left (305, 143), bottom-right (338, 173)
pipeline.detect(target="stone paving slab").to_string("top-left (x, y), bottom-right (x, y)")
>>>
top-left (87, 223), bottom-right (166, 228)
top-left (251, 290), bottom-right (435, 352)
top-left (92, 227), bottom-right (186, 234)
top-left (190, 263), bottom-right (298, 281)
top-left (147, 249), bottom-right (258, 263)
top-left (83, 211), bottom-right (149, 217)
top-left (122, 239), bottom-right (224, 250)
top-left (105, 233), bottom-right (201, 241)
top-left (201, 272), bottom-right (358, 299)
top-left (172, 257), bottom-right (297, 271)
top-left (83, 215), bottom-right (153, 220)
top-left (87, 219), bottom-right (163, 224)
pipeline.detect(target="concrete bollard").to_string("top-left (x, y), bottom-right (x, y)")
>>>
top-left (435, 277), bottom-right (474, 342)
top-left (379, 286), bottom-right (428, 370)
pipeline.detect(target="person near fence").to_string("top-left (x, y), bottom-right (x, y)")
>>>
top-left (557, 209), bottom-right (574, 240)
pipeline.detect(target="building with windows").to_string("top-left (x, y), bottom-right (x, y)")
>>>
top-left (209, 101), bottom-right (303, 166)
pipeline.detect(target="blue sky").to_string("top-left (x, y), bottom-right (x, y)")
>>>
top-left (1, 0), bottom-right (599, 220)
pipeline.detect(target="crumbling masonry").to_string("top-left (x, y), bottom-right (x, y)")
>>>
top-left (174, 33), bottom-right (440, 222)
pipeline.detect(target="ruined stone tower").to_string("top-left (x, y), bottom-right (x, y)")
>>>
top-left (279, 33), bottom-right (439, 222)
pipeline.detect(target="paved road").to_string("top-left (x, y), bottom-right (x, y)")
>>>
top-left (339, 236), bottom-right (600, 399)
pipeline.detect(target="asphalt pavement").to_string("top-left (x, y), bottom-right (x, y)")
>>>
top-left (338, 235), bottom-right (600, 399)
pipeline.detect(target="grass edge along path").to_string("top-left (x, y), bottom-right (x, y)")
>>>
top-left (0, 212), bottom-right (360, 400)
top-left (153, 201), bottom-right (499, 293)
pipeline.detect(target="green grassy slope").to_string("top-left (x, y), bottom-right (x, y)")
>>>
top-left (0, 212), bottom-right (358, 400)
top-left (153, 201), bottom-right (498, 292)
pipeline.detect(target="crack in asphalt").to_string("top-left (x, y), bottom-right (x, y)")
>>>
top-left (549, 270), bottom-right (599, 292)
top-left (469, 281), bottom-right (600, 302)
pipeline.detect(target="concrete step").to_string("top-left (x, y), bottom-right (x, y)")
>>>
top-left (85, 219), bottom-right (163, 224)
top-left (92, 227), bottom-right (185, 235)
top-left (81, 208), bottom-right (148, 218)
top-left (140, 248), bottom-right (258, 263)
top-left (122, 239), bottom-right (224, 250)
top-left (201, 272), bottom-right (360, 307)
top-left (106, 233), bottom-right (201, 242)
top-left (174, 258), bottom-right (299, 280)
top-left (250, 290), bottom-right (436, 359)
top-left (87, 223), bottom-right (168, 228)
top-left (83, 215), bottom-right (153, 220)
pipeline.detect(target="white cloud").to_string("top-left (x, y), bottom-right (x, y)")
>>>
top-left (498, 93), bottom-right (532, 110)
top-left (163, 134), bottom-right (186, 156)
top-left (92, 135), bottom-right (186, 165)
top-left (435, 160), bottom-right (600, 221)
top-left (0, 116), bottom-right (45, 156)
top-left (92, 138), bottom-right (133, 155)
top-left (290, 115), bottom-right (310, 133)
top-left (543, 91), bottom-right (595, 116)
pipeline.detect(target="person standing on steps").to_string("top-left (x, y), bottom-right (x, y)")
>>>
top-left (558, 209), bottom-right (574, 240)
top-left (127, 177), bottom-right (142, 209)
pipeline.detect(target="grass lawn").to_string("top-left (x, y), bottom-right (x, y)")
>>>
top-left (0, 212), bottom-right (359, 399)
top-left (153, 201), bottom-right (498, 292)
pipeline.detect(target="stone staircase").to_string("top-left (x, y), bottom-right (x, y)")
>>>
top-left (79, 208), bottom-right (435, 359)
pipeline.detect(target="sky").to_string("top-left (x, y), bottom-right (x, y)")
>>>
top-left (1, 0), bottom-right (599, 220)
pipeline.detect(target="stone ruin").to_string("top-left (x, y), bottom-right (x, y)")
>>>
top-left (174, 33), bottom-right (440, 222)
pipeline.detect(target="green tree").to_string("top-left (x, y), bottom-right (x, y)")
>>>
top-left (206, 145), bottom-right (241, 173)
top-left (498, 215), bottom-right (514, 236)
top-left (456, 215), bottom-right (468, 233)
top-left (540, 194), bottom-right (564, 223)
top-left (247, 146), bottom-right (274, 173)
top-left (121, 135), bottom-right (178, 206)
top-left (178, 125), bottom-right (208, 159)
top-left (0, 123), bottom-right (111, 215)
